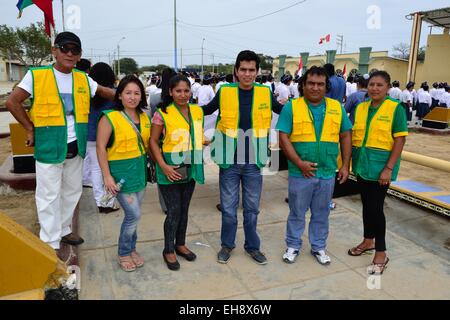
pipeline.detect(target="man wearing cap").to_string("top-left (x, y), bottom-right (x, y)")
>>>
top-left (6, 32), bottom-right (115, 253)
top-left (202, 50), bottom-right (286, 265)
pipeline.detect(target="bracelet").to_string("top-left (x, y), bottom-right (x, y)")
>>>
top-left (385, 165), bottom-right (393, 171)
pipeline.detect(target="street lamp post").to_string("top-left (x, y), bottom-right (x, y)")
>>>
top-left (117, 37), bottom-right (125, 78)
top-left (201, 38), bottom-right (205, 81)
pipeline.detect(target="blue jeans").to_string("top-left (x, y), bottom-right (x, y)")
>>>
top-left (116, 190), bottom-right (145, 257)
top-left (219, 164), bottom-right (262, 252)
top-left (285, 176), bottom-right (335, 252)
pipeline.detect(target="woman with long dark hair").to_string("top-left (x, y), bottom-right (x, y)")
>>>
top-left (149, 75), bottom-right (205, 271)
top-left (85, 62), bottom-right (119, 213)
top-left (348, 71), bottom-right (408, 275)
top-left (97, 75), bottom-right (151, 272)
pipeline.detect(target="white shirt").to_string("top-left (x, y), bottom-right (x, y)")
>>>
top-left (275, 83), bottom-right (290, 103)
top-left (418, 91), bottom-right (432, 106)
top-left (289, 83), bottom-right (300, 98)
top-left (18, 67), bottom-right (98, 143)
top-left (188, 77), bottom-right (195, 85)
top-left (437, 88), bottom-right (445, 102)
top-left (191, 82), bottom-right (201, 100)
top-left (400, 89), bottom-right (413, 104)
top-left (215, 81), bottom-right (228, 93)
top-left (263, 81), bottom-right (272, 91)
top-left (430, 88), bottom-right (440, 100)
top-left (145, 84), bottom-right (158, 96)
top-left (197, 84), bottom-right (215, 106)
top-left (441, 92), bottom-right (450, 107)
top-left (346, 82), bottom-right (357, 97)
top-left (388, 87), bottom-right (402, 100)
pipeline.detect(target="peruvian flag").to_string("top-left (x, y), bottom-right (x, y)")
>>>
top-left (342, 64), bottom-right (347, 79)
top-left (319, 34), bottom-right (331, 45)
top-left (17, 0), bottom-right (55, 37)
top-left (296, 56), bottom-right (303, 76)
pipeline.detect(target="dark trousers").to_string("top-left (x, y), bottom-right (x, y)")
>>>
top-left (357, 177), bottom-right (389, 252)
top-left (159, 180), bottom-right (196, 254)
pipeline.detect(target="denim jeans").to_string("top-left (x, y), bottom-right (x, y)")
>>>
top-left (219, 164), bottom-right (262, 252)
top-left (285, 176), bottom-right (335, 252)
top-left (116, 190), bottom-right (146, 257)
top-left (159, 180), bottom-right (196, 254)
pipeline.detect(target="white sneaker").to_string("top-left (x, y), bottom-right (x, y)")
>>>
top-left (283, 247), bottom-right (299, 264)
top-left (311, 249), bottom-right (331, 265)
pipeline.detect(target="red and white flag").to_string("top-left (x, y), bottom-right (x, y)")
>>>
top-left (342, 64), bottom-right (347, 79)
top-left (319, 34), bottom-right (331, 45)
top-left (296, 56), bottom-right (303, 76)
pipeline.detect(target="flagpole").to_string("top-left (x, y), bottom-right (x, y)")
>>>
top-left (61, 0), bottom-right (65, 31)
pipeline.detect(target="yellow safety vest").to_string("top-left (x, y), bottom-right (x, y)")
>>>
top-left (213, 83), bottom-right (272, 168)
top-left (29, 66), bottom-right (90, 163)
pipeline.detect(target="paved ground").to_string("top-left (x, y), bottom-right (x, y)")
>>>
top-left (78, 165), bottom-right (450, 300)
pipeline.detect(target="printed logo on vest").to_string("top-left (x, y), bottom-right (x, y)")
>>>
top-left (377, 115), bottom-right (391, 122)
top-left (77, 87), bottom-right (87, 94)
top-left (258, 103), bottom-right (269, 110)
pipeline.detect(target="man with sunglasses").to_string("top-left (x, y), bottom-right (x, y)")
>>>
top-left (6, 32), bottom-right (115, 255)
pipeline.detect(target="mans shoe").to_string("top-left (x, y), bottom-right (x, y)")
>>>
top-left (163, 252), bottom-right (180, 271)
top-left (175, 247), bottom-right (197, 261)
top-left (283, 247), bottom-right (299, 264)
top-left (61, 233), bottom-right (84, 246)
top-left (246, 250), bottom-right (268, 265)
top-left (217, 247), bottom-right (232, 264)
top-left (311, 249), bottom-right (331, 265)
top-left (98, 206), bottom-right (120, 214)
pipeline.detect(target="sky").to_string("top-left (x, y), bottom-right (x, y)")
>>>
top-left (0, 0), bottom-right (448, 69)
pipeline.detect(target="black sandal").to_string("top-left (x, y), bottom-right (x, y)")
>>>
top-left (348, 245), bottom-right (375, 256)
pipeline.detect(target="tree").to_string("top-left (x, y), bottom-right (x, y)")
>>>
top-left (139, 64), bottom-right (170, 73)
top-left (0, 22), bottom-right (51, 67)
top-left (114, 57), bottom-right (139, 75)
top-left (392, 42), bottom-right (410, 60)
top-left (392, 42), bottom-right (426, 61)
top-left (257, 54), bottom-right (274, 71)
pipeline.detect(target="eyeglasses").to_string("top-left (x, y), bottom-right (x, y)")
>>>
top-left (55, 44), bottom-right (82, 55)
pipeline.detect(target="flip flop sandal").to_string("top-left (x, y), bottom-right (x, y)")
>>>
top-left (118, 256), bottom-right (137, 272)
top-left (130, 251), bottom-right (145, 268)
top-left (367, 257), bottom-right (389, 275)
top-left (348, 246), bottom-right (375, 256)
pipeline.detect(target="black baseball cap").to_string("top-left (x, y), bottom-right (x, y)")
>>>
top-left (54, 32), bottom-right (82, 49)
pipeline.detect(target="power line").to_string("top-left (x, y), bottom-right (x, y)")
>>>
top-left (178, 0), bottom-right (308, 28)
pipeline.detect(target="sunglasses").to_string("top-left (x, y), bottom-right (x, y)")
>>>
top-left (55, 44), bottom-right (82, 55)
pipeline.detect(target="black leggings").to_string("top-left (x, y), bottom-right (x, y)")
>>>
top-left (357, 176), bottom-right (389, 252)
top-left (159, 180), bottom-right (196, 254)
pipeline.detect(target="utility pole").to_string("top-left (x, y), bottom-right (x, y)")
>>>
top-left (180, 48), bottom-right (183, 71)
top-left (212, 54), bottom-right (215, 74)
top-left (174, 0), bottom-right (178, 71)
top-left (336, 34), bottom-right (344, 54)
top-left (201, 38), bottom-right (205, 81)
top-left (61, 0), bottom-right (66, 31)
top-left (117, 37), bottom-right (125, 77)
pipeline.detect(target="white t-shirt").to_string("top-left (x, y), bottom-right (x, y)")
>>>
top-left (418, 91), bottom-right (432, 106)
top-left (430, 88), bottom-right (439, 100)
top-left (263, 81), bottom-right (272, 91)
top-left (275, 83), bottom-right (290, 103)
top-left (18, 67), bottom-right (98, 143)
top-left (346, 82), bottom-right (357, 98)
top-left (289, 83), bottom-right (299, 99)
top-left (215, 81), bottom-right (228, 93)
top-left (441, 92), bottom-right (450, 107)
top-left (388, 87), bottom-right (402, 100)
top-left (400, 89), bottom-right (412, 104)
top-left (197, 85), bottom-right (215, 106)
top-left (191, 82), bottom-right (201, 100)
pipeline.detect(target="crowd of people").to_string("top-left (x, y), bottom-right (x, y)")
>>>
top-left (6, 31), bottom-right (421, 277)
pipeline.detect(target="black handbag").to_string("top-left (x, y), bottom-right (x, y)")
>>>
top-left (120, 111), bottom-right (157, 184)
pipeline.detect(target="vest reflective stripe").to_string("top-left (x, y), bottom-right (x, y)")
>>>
top-left (353, 98), bottom-right (397, 151)
top-left (105, 111), bottom-right (151, 161)
top-left (29, 66), bottom-right (90, 163)
top-left (290, 97), bottom-right (342, 143)
top-left (213, 83), bottom-right (272, 168)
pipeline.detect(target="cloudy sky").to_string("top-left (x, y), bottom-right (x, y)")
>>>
top-left (1, 0), bottom-right (448, 68)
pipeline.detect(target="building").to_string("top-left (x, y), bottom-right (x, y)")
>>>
top-left (0, 58), bottom-right (27, 82)
top-left (273, 14), bottom-right (450, 89)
